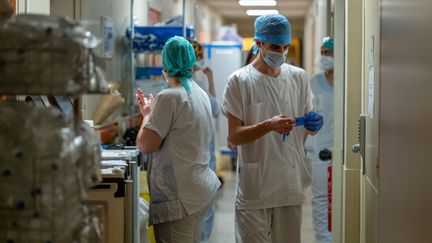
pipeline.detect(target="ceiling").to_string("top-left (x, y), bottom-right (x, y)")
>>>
top-left (200, 0), bottom-right (312, 18)
top-left (198, 0), bottom-right (313, 38)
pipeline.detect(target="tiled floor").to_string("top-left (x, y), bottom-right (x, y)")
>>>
top-left (208, 171), bottom-right (315, 243)
top-left (208, 171), bottom-right (236, 243)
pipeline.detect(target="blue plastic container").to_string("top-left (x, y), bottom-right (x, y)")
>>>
top-left (131, 26), bottom-right (195, 52)
top-left (135, 67), bottom-right (163, 79)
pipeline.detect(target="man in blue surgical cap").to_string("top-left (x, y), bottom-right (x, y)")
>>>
top-left (305, 37), bottom-right (334, 243)
top-left (222, 14), bottom-right (324, 243)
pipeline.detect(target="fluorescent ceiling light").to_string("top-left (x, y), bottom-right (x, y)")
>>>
top-left (239, 0), bottom-right (277, 6)
top-left (246, 9), bottom-right (279, 16)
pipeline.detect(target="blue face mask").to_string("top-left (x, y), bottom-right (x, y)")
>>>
top-left (262, 48), bottom-right (288, 68)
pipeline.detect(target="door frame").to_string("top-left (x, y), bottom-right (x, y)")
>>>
top-left (333, 0), bottom-right (363, 242)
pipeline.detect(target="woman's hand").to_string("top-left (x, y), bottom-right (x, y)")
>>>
top-left (136, 88), bottom-right (154, 117)
top-left (203, 67), bottom-right (213, 80)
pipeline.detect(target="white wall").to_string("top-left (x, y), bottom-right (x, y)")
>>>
top-left (135, 0), bottom-right (149, 25)
top-left (195, 2), bottom-right (223, 42)
top-left (151, 0), bottom-right (222, 42)
top-left (303, 6), bottom-right (316, 74)
top-left (77, 0), bottom-right (134, 121)
top-left (303, 0), bottom-right (329, 75)
top-left (50, 0), bottom-right (74, 17)
top-left (17, 0), bottom-right (50, 14)
top-left (50, 0), bottom-right (150, 123)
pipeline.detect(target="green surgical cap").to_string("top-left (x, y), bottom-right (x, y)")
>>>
top-left (162, 36), bottom-right (196, 92)
top-left (322, 37), bottom-right (334, 53)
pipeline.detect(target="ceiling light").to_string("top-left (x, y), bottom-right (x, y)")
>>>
top-left (246, 9), bottom-right (279, 16)
top-left (239, 0), bottom-right (277, 7)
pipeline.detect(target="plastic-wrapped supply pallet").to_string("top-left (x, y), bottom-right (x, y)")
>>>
top-left (0, 102), bottom-right (102, 243)
top-left (0, 14), bottom-right (109, 95)
top-left (76, 122), bottom-right (102, 191)
top-left (75, 205), bottom-right (104, 243)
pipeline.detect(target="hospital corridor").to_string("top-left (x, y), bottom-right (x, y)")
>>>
top-left (208, 171), bottom-right (315, 243)
top-left (1, 0), bottom-right (431, 243)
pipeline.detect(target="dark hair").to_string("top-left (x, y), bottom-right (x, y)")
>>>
top-left (245, 48), bottom-right (256, 66)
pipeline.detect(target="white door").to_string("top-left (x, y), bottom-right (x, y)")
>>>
top-left (206, 43), bottom-right (242, 148)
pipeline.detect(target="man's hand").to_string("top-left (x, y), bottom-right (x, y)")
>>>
top-left (304, 112), bottom-right (324, 132)
top-left (227, 113), bottom-right (295, 146)
top-left (267, 114), bottom-right (295, 134)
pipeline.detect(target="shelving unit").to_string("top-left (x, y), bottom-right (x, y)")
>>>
top-left (127, 25), bottom-right (194, 99)
top-left (0, 14), bottom-right (109, 243)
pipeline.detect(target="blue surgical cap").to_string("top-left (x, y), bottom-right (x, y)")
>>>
top-left (322, 37), bottom-right (334, 52)
top-left (254, 14), bottom-right (292, 45)
top-left (162, 36), bottom-right (196, 92)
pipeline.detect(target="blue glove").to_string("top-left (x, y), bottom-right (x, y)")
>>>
top-left (304, 112), bottom-right (324, 132)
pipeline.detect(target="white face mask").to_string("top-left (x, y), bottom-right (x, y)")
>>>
top-left (319, 56), bottom-right (334, 71)
top-left (262, 48), bottom-right (288, 68)
top-left (163, 71), bottom-right (169, 83)
top-left (195, 59), bottom-right (206, 70)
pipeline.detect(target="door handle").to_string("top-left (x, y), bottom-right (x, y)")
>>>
top-left (352, 144), bottom-right (360, 153)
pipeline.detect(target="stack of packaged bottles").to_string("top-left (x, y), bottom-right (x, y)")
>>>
top-left (0, 14), bottom-right (108, 243)
top-left (0, 14), bottom-right (109, 95)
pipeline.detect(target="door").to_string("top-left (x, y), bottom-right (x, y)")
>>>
top-left (360, 0), bottom-right (379, 242)
top-left (379, 0), bottom-right (432, 242)
top-left (333, 0), bottom-right (363, 242)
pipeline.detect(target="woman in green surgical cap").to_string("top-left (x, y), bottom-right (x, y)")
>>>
top-left (135, 36), bottom-right (221, 243)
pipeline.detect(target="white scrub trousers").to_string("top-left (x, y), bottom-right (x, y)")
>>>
top-left (153, 203), bottom-right (211, 243)
top-left (235, 205), bottom-right (302, 243)
top-left (153, 194), bottom-right (216, 243)
top-left (312, 160), bottom-right (332, 243)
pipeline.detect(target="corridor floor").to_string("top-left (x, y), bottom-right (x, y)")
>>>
top-left (208, 171), bottom-right (315, 243)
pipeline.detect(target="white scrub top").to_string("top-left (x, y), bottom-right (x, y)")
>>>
top-left (222, 64), bottom-right (314, 209)
top-left (305, 72), bottom-right (334, 155)
top-left (145, 81), bottom-right (221, 225)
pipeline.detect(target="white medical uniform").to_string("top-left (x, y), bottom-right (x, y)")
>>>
top-left (305, 72), bottom-right (333, 243)
top-left (222, 64), bottom-right (314, 243)
top-left (145, 81), bottom-right (221, 241)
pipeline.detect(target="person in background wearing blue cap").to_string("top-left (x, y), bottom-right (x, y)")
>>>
top-left (136, 36), bottom-right (221, 243)
top-left (305, 37), bottom-right (334, 243)
top-left (222, 14), bottom-right (324, 243)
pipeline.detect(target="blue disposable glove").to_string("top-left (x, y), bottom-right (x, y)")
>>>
top-left (304, 112), bottom-right (324, 132)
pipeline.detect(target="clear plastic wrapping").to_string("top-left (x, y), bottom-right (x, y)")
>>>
top-left (0, 14), bottom-right (109, 95)
top-left (0, 102), bottom-right (102, 243)
top-left (76, 122), bottom-right (102, 190)
top-left (73, 205), bottom-right (103, 243)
